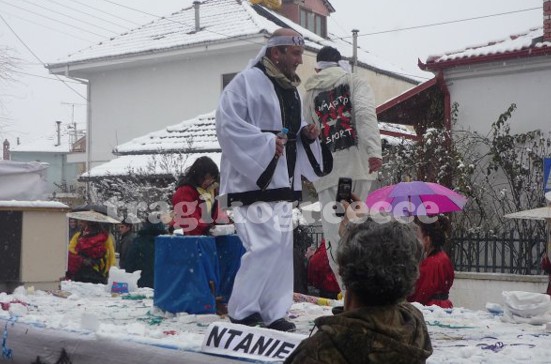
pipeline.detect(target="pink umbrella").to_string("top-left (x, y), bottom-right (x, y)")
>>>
top-left (366, 181), bottom-right (467, 217)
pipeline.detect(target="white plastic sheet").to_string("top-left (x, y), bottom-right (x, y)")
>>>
top-left (501, 291), bottom-right (551, 324)
top-left (0, 160), bottom-right (48, 200)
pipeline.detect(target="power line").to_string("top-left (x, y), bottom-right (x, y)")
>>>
top-left (99, 0), bottom-right (163, 16)
top-left (327, 12), bottom-right (348, 35)
top-left (331, 7), bottom-right (541, 41)
top-left (0, 13), bottom-right (87, 100)
top-left (42, 0), bottom-right (132, 31)
top-left (0, 0), bottom-right (110, 38)
top-left (0, 9), bottom-right (96, 42)
top-left (12, 69), bottom-right (83, 84)
top-left (20, 0), bottom-right (121, 35)
top-left (70, 0), bottom-right (142, 27)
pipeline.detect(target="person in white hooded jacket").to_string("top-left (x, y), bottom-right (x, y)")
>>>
top-left (303, 46), bottom-right (383, 292)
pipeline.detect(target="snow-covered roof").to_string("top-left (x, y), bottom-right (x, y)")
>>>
top-left (114, 112), bottom-right (218, 155)
top-left (114, 110), bottom-right (415, 157)
top-left (379, 122), bottom-right (416, 137)
top-left (47, 0), bottom-right (417, 83)
top-left (82, 152), bottom-right (221, 179)
top-left (49, 0), bottom-right (272, 65)
top-left (88, 112), bottom-right (413, 179)
top-left (0, 200), bottom-right (69, 209)
top-left (10, 133), bottom-right (73, 153)
top-left (423, 27), bottom-right (551, 70)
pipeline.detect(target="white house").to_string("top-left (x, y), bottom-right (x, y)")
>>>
top-left (46, 0), bottom-right (419, 170)
top-left (378, 1), bottom-right (551, 137)
top-left (373, 2), bottom-right (551, 300)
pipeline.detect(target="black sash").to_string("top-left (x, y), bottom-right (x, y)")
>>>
top-left (304, 134), bottom-right (333, 177)
top-left (220, 188), bottom-right (295, 208)
top-left (430, 293), bottom-right (449, 300)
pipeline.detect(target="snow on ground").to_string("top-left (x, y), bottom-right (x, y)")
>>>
top-left (1, 282), bottom-right (551, 363)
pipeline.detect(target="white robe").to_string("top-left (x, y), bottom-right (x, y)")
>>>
top-left (216, 67), bottom-right (323, 195)
top-left (216, 66), bottom-right (324, 324)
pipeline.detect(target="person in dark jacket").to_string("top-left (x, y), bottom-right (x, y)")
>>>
top-left (116, 221), bottom-right (137, 269)
top-left (285, 207), bottom-right (433, 363)
top-left (124, 221), bottom-right (167, 288)
top-left (293, 224), bottom-right (314, 294)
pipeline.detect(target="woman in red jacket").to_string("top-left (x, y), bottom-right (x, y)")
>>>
top-left (172, 156), bottom-right (227, 235)
top-left (408, 215), bottom-right (455, 308)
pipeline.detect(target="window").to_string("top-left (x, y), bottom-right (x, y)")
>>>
top-left (315, 15), bottom-right (322, 36)
top-left (300, 9), bottom-right (307, 29)
top-left (298, 8), bottom-right (326, 38)
top-left (222, 73), bottom-right (237, 90)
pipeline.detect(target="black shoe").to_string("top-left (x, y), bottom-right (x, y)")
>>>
top-left (331, 306), bottom-right (344, 315)
top-left (267, 318), bottom-right (296, 332)
top-left (229, 313), bottom-right (263, 327)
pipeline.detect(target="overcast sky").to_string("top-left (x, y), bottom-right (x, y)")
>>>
top-left (0, 0), bottom-right (544, 144)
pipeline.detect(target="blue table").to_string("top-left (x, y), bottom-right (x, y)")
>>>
top-left (215, 235), bottom-right (246, 304)
top-left (154, 235), bottom-right (244, 314)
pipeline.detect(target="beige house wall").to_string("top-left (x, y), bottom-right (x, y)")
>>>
top-left (359, 69), bottom-right (416, 106)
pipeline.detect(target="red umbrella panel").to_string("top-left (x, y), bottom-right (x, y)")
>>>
top-left (366, 181), bottom-right (467, 217)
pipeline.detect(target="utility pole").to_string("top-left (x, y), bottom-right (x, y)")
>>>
top-left (352, 29), bottom-right (359, 73)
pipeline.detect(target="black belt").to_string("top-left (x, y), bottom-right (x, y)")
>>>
top-left (262, 129), bottom-right (297, 143)
top-left (430, 293), bottom-right (449, 300)
top-left (220, 187), bottom-right (296, 208)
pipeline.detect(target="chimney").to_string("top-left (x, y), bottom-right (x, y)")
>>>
top-left (545, 0), bottom-right (551, 42)
top-left (56, 120), bottom-right (62, 146)
top-left (194, 1), bottom-right (201, 32)
top-left (3, 139), bottom-right (9, 160)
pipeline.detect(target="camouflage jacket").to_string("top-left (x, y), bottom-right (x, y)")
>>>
top-left (285, 302), bottom-right (433, 364)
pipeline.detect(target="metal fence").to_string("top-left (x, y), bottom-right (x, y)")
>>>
top-left (305, 224), bottom-right (548, 276)
top-left (449, 230), bottom-right (547, 275)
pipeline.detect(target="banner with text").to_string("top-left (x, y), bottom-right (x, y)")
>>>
top-left (201, 322), bottom-right (306, 362)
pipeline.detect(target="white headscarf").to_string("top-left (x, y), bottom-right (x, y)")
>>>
top-left (246, 35), bottom-right (305, 69)
top-left (315, 60), bottom-right (352, 73)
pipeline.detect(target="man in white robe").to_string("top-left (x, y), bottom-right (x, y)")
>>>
top-left (303, 46), bottom-right (383, 292)
top-left (216, 28), bottom-right (327, 332)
